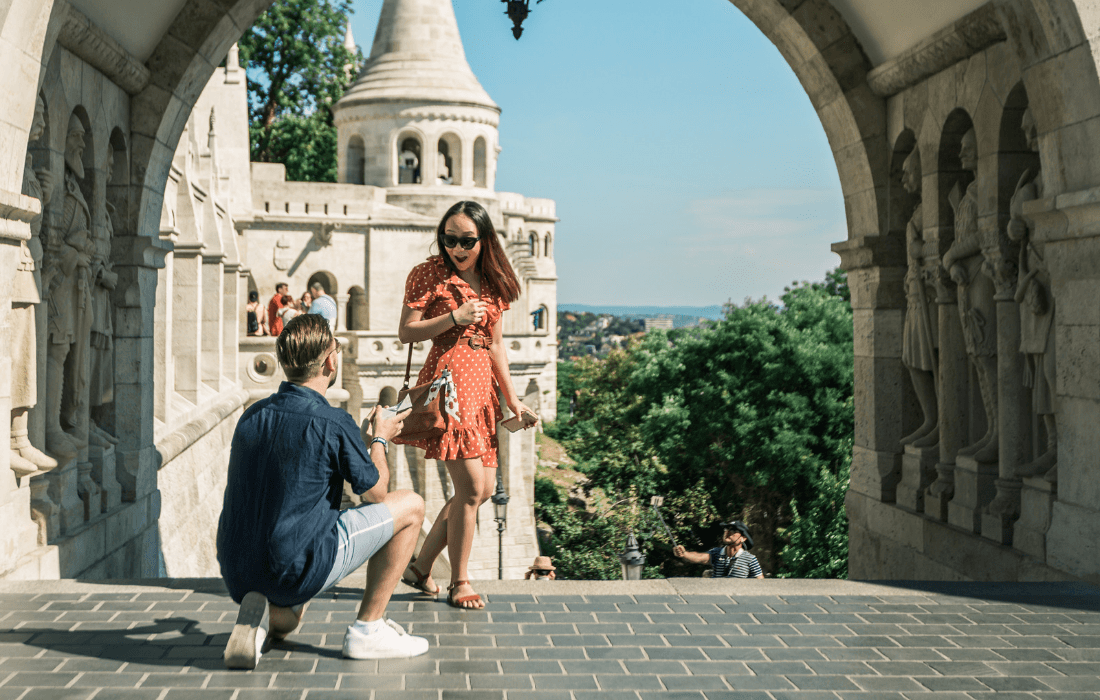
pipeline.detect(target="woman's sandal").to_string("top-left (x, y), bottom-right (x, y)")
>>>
top-left (401, 562), bottom-right (441, 596)
top-left (447, 580), bottom-right (483, 609)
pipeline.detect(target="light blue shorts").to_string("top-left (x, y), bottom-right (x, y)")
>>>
top-left (319, 502), bottom-right (395, 593)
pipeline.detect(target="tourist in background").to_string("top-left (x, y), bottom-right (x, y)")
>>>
top-left (524, 556), bottom-right (556, 580)
top-left (300, 289), bottom-right (313, 314)
top-left (396, 200), bottom-right (537, 609)
top-left (309, 281), bottom-right (338, 332)
top-left (673, 520), bottom-right (764, 578)
top-left (268, 282), bottom-right (289, 337)
top-left (246, 291), bottom-right (267, 336)
top-left (277, 295), bottom-right (301, 327)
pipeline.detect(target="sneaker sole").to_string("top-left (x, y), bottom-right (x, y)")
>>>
top-left (342, 643), bottom-right (430, 660)
top-left (224, 592), bottom-right (269, 669)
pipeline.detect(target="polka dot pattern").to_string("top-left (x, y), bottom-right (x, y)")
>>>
top-left (396, 256), bottom-right (511, 467)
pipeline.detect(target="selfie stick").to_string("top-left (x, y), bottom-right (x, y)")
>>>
top-left (650, 496), bottom-right (679, 548)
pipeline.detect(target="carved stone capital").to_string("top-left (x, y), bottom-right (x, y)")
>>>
top-left (831, 235), bottom-right (905, 271)
top-left (112, 235), bottom-right (173, 269)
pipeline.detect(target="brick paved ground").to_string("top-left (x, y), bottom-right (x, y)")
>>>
top-left (0, 579), bottom-right (1098, 700)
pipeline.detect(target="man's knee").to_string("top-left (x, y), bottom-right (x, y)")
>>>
top-left (382, 489), bottom-right (424, 528)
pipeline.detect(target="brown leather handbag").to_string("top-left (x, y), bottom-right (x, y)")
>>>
top-left (392, 343), bottom-right (457, 442)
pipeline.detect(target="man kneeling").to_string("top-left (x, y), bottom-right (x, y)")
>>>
top-left (217, 314), bottom-right (427, 668)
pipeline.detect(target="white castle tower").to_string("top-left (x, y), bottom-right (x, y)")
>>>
top-left (333, 0), bottom-right (501, 219)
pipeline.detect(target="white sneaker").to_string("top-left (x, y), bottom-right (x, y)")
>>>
top-left (224, 591), bottom-right (269, 670)
top-left (342, 619), bottom-right (429, 659)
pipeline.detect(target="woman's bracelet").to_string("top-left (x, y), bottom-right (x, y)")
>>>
top-left (370, 437), bottom-right (388, 449)
top-left (450, 310), bottom-right (458, 326)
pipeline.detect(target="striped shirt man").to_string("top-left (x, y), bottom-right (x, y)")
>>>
top-left (708, 546), bottom-right (763, 578)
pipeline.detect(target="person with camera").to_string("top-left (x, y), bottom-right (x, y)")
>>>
top-left (672, 520), bottom-right (764, 578)
top-left (524, 556), bottom-right (557, 580)
top-left (217, 314), bottom-right (428, 669)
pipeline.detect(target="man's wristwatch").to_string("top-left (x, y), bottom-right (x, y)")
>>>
top-left (370, 437), bottom-right (388, 449)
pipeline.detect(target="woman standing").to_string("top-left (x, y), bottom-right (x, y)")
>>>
top-left (300, 290), bottom-right (313, 314)
top-left (396, 201), bottom-right (536, 609)
top-left (246, 290), bottom-right (267, 336)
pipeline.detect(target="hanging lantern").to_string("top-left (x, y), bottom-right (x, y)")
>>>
top-left (503, 0), bottom-right (530, 40)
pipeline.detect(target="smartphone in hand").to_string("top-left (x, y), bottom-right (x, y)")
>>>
top-left (501, 410), bottom-right (539, 432)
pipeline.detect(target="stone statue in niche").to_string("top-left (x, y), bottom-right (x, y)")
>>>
top-left (899, 148), bottom-right (939, 448)
top-left (941, 128), bottom-right (998, 464)
top-left (1006, 107), bottom-right (1056, 483)
top-left (11, 95), bottom-right (58, 476)
top-left (43, 114), bottom-right (94, 459)
top-left (88, 148), bottom-right (120, 447)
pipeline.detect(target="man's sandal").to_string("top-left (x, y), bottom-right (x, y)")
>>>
top-left (402, 562), bottom-right (441, 596)
top-left (447, 580), bottom-right (482, 609)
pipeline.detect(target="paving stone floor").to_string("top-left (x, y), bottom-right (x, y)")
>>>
top-left (0, 579), bottom-right (1098, 700)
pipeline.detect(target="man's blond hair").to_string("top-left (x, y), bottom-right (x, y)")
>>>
top-left (276, 313), bottom-right (333, 383)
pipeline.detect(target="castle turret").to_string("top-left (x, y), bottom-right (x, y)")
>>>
top-left (333, 0), bottom-right (501, 205)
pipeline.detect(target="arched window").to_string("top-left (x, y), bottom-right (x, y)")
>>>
top-left (437, 133), bottom-right (462, 185)
top-left (531, 305), bottom-right (549, 332)
top-left (398, 136), bottom-right (421, 184)
top-left (544, 233), bottom-right (552, 258)
top-left (473, 136), bottom-right (487, 188)
top-left (346, 135), bottom-right (365, 185)
top-left (528, 232), bottom-right (538, 257)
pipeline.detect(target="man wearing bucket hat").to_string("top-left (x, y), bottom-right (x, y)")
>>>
top-left (524, 556), bottom-right (556, 580)
top-left (672, 520), bottom-right (763, 578)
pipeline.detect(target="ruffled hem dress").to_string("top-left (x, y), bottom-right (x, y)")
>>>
top-left (394, 256), bottom-right (509, 468)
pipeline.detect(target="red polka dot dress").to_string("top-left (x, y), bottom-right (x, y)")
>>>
top-left (394, 256), bottom-right (509, 468)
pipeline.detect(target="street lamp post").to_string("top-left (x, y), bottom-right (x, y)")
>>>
top-left (491, 470), bottom-right (509, 579)
top-left (619, 532), bottom-right (646, 580)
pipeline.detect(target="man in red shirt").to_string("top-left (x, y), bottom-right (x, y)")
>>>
top-left (268, 282), bottom-right (289, 337)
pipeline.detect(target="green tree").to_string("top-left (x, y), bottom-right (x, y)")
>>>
top-left (238, 0), bottom-right (362, 182)
top-left (542, 269), bottom-right (853, 578)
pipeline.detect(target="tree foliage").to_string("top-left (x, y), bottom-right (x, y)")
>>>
top-left (541, 270), bottom-right (853, 579)
top-left (238, 0), bottom-right (362, 182)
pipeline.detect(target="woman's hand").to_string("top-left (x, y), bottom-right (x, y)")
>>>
top-left (508, 402), bottom-right (539, 430)
top-left (453, 299), bottom-right (486, 326)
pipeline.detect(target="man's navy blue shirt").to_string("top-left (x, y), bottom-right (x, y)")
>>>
top-left (217, 382), bottom-right (378, 607)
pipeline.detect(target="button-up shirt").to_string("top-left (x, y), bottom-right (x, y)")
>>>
top-left (217, 382), bottom-right (378, 606)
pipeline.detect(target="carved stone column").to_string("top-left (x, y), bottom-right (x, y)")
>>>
top-left (111, 235), bottom-right (172, 502)
top-left (926, 272), bottom-right (964, 521)
top-left (982, 244), bottom-right (1025, 544)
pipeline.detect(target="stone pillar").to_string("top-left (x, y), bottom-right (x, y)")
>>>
top-left (88, 444), bottom-right (121, 512)
top-left (927, 279), bottom-right (965, 521)
top-left (201, 256), bottom-right (225, 391)
top-left (983, 265), bottom-right (1027, 543)
top-left (45, 458), bottom-right (83, 534)
top-left (112, 236), bottom-right (171, 503)
top-left (28, 477), bottom-right (57, 545)
top-left (153, 239), bottom-right (175, 426)
top-left (171, 242), bottom-right (204, 404)
top-left (222, 264), bottom-right (241, 383)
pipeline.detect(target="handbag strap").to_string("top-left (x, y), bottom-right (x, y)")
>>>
top-left (402, 342), bottom-right (414, 391)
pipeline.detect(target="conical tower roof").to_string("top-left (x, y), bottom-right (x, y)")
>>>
top-left (335, 0), bottom-right (498, 112)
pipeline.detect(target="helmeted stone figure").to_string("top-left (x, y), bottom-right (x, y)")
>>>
top-left (11, 95), bottom-right (58, 476)
top-left (899, 148), bottom-right (938, 448)
top-left (1007, 107), bottom-right (1056, 483)
top-left (43, 114), bottom-right (94, 459)
top-left (942, 128), bottom-right (998, 464)
top-left (88, 149), bottom-right (119, 447)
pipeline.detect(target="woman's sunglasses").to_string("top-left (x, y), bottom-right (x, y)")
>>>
top-left (443, 234), bottom-right (480, 250)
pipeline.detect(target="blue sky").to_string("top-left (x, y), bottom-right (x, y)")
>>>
top-left (349, 0), bottom-right (844, 306)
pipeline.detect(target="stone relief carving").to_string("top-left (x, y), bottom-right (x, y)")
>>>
top-left (1007, 107), bottom-right (1056, 483)
top-left (88, 147), bottom-right (119, 448)
top-left (899, 148), bottom-right (939, 448)
top-left (942, 128), bottom-right (998, 464)
top-left (274, 235), bottom-right (292, 270)
top-left (43, 114), bottom-right (94, 460)
top-left (12, 95), bottom-right (58, 477)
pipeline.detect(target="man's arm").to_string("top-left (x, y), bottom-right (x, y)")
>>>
top-left (672, 545), bottom-right (711, 565)
top-left (358, 406), bottom-right (407, 503)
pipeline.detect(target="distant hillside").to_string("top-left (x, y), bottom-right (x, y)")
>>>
top-left (559, 304), bottom-right (726, 328)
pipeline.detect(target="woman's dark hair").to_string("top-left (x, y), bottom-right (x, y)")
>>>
top-left (436, 201), bottom-right (520, 303)
top-left (248, 290), bottom-right (258, 303)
